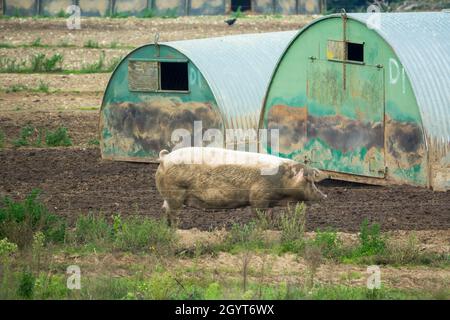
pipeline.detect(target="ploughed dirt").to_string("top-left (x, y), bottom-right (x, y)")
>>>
top-left (0, 16), bottom-right (313, 46)
top-left (0, 147), bottom-right (448, 232)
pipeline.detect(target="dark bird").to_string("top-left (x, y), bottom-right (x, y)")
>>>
top-left (224, 18), bottom-right (237, 26)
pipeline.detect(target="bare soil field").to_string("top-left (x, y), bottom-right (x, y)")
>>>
top-left (0, 147), bottom-right (449, 232)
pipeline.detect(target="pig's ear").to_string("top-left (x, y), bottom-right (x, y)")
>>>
top-left (294, 168), bottom-right (305, 182)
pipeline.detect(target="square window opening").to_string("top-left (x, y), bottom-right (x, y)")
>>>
top-left (160, 62), bottom-right (189, 91)
top-left (347, 42), bottom-right (364, 63)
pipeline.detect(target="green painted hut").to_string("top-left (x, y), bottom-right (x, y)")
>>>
top-left (100, 31), bottom-right (296, 162)
top-left (260, 12), bottom-right (450, 191)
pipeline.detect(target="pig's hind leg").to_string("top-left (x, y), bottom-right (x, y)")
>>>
top-left (249, 184), bottom-right (272, 217)
top-left (161, 188), bottom-right (186, 227)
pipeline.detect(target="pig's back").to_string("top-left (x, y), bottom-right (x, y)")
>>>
top-left (162, 147), bottom-right (292, 169)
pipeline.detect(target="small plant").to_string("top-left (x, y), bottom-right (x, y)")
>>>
top-left (88, 138), bottom-right (100, 146)
top-left (0, 42), bottom-right (14, 48)
top-left (0, 130), bottom-right (5, 149)
top-left (6, 84), bottom-right (28, 93)
top-left (58, 40), bottom-right (73, 48)
top-left (0, 57), bottom-right (26, 73)
top-left (73, 213), bottom-right (113, 246)
top-left (17, 269), bottom-right (36, 299)
top-left (279, 202), bottom-right (306, 252)
top-left (225, 221), bottom-right (264, 251)
top-left (140, 8), bottom-right (155, 18)
top-left (13, 125), bottom-right (34, 147)
top-left (84, 39), bottom-right (99, 49)
top-left (45, 127), bottom-right (72, 147)
top-left (162, 8), bottom-right (178, 19)
top-left (81, 52), bottom-right (105, 73)
top-left (32, 232), bottom-right (46, 272)
top-left (109, 41), bottom-right (118, 49)
top-left (56, 9), bottom-right (69, 18)
top-left (0, 238), bottom-right (18, 261)
top-left (231, 6), bottom-right (246, 19)
top-left (204, 282), bottom-right (222, 300)
top-left (0, 189), bottom-right (66, 248)
top-left (106, 56), bottom-right (122, 72)
top-left (109, 11), bottom-right (130, 19)
top-left (30, 37), bottom-right (43, 47)
top-left (357, 219), bottom-right (386, 256)
top-left (37, 80), bottom-right (49, 93)
top-left (114, 216), bottom-right (176, 253)
top-left (30, 53), bottom-right (63, 72)
top-left (304, 244), bottom-right (323, 290)
top-left (313, 229), bottom-right (342, 259)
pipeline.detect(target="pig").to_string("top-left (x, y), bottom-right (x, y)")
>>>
top-left (155, 147), bottom-right (327, 224)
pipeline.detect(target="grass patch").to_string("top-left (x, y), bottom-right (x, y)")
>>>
top-left (113, 215), bottom-right (177, 253)
top-left (30, 37), bottom-right (44, 47)
top-left (67, 213), bottom-right (177, 254)
top-left (161, 8), bottom-right (178, 19)
top-left (140, 9), bottom-right (155, 18)
top-left (80, 52), bottom-right (122, 73)
top-left (45, 127), bottom-right (72, 147)
top-left (278, 202), bottom-right (307, 253)
top-left (4, 81), bottom-right (50, 94)
top-left (0, 130), bottom-right (5, 149)
top-left (0, 42), bottom-right (14, 48)
top-left (0, 54), bottom-right (63, 73)
top-left (84, 39), bottom-right (100, 49)
top-left (231, 6), bottom-right (247, 19)
top-left (12, 125), bottom-right (72, 148)
top-left (0, 190), bottom-right (66, 248)
top-left (0, 52), bottom-right (120, 74)
top-left (30, 53), bottom-right (63, 72)
top-left (88, 138), bottom-right (100, 146)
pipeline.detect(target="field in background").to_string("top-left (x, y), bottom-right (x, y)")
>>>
top-left (0, 16), bottom-right (448, 300)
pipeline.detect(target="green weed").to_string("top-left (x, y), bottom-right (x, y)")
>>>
top-left (140, 9), bottom-right (155, 18)
top-left (30, 37), bottom-right (43, 47)
top-left (45, 127), bottom-right (72, 147)
top-left (0, 130), bottom-right (5, 149)
top-left (114, 215), bottom-right (177, 253)
top-left (0, 190), bottom-right (66, 248)
top-left (84, 39), bottom-right (99, 49)
top-left (17, 269), bottom-right (36, 299)
top-left (30, 53), bottom-right (64, 72)
top-left (279, 202), bottom-right (307, 253)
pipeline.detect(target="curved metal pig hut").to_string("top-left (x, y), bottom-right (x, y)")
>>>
top-left (100, 31), bottom-right (296, 162)
top-left (259, 12), bottom-right (450, 191)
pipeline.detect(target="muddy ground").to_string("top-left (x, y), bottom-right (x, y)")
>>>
top-left (0, 147), bottom-right (448, 232)
top-left (0, 16), bottom-right (449, 232)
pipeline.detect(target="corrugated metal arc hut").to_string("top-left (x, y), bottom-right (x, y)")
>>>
top-left (100, 31), bottom-right (297, 162)
top-left (260, 12), bottom-right (450, 191)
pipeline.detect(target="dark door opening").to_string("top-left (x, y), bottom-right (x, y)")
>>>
top-left (160, 62), bottom-right (189, 91)
top-left (231, 0), bottom-right (252, 12)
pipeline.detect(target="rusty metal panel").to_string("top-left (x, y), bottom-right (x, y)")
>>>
top-left (299, 0), bottom-right (320, 14)
top-left (153, 0), bottom-right (186, 16)
top-left (189, 0), bottom-right (224, 15)
top-left (78, 0), bottom-right (111, 16)
top-left (128, 60), bottom-right (159, 92)
top-left (115, 0), bottom-right (147, 15)
top-left (326, 40), bottom-right (345, 61)
top-left (40, 0), bottom-right (72, 16)
top-left (4, 0), bottom-right (37, 16)
top-left (306, 59), bottom-right (385, 178)
top-left (274, 0), bottom-right (297, 14)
